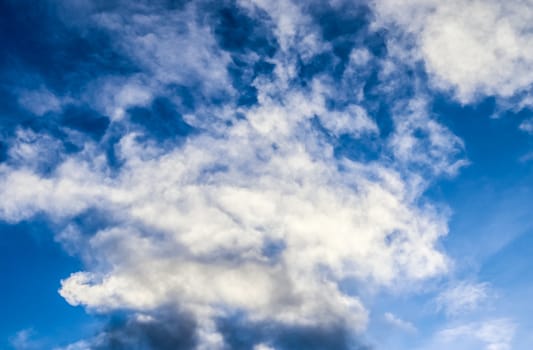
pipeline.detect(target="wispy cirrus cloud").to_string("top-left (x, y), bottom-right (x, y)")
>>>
top-left (384, 312), bottom-right (417, 333)
top-left (435, 281), bottom-right (491, 316)
top-left (437, 319), bottom-right (516, 350)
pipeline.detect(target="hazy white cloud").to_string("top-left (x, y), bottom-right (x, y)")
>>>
top-left (254, 344), bottom-right (276, 350)
top-left (7, 129), bottom-right (64, 170)
top-left (54, 340), bottom-right (92, 350)
top-left (384, 312), bottom-right (417, 333)
top-left (85, 75), bottom-right (154, 121)
top-left (319, 105), bottom-right (378, 137)
top-left (17, 87), bottom-right (63, 116)
top-left (438, 319), bottom-right (516, 350)
top-left (389, 98), bottom-right (468, 177)
top-left (519, 117), bottom-right (533, 134)
top-left (10, 329), bottom-right (39, 350)
top-left (95, 3), bottom-right (233, 93)
top-left (435, 281), bottom-right (491, 316)
top-left (67, 1), bottom-right (235, 124)
top-left (240, 0), bottom-right (327, 59)
top-left (519, 151), bottom-right (533, 163)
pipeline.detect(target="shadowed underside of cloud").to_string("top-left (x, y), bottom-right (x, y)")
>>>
top-left (92, 311), bottom-right (199, 350)
top-left (2, 0), bottom-right (530, 349)
top-left (64, 312), bottom-right (374, 350)
top-left (217, 316), bottom-right (374, 350)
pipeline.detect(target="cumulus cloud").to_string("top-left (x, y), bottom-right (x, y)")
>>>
top-left (373, 0), bottom-right (533, 104)
top-left (0, 0), bottom-right (471, 348)
top-left (1, 75), bottom-right (451, 345)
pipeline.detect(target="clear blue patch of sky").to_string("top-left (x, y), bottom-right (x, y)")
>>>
top-left (0, 219), bottom-right (97, 348)
top-left (428, 95), bottom-right (533, 267)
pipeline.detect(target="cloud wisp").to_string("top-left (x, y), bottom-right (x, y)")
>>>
top-left (435, 281), bottom-right (491, 317)
top-left (438, 319), bottom-right (516, 350)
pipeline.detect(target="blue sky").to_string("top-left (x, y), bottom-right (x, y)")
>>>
top-left (1, 1), bottom-right (533, 349)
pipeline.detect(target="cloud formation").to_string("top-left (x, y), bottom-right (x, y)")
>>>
top-left (374, 0), bottom-right (533, 104)
top-left (435, 281), bottom-right (490, 316)
top-left (438, 319), bottom-right (516, 350)
top-left (520, 118), bottom-right (533, 134)
top-left (384, 312), bottom-right (417, 333)
top-left (1, 0), bottom-right (504, 348)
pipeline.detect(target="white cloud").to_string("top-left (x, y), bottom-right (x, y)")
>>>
top-left (17, 87), bottom-right (62, 116)
top-left (0, 78), bottom-right (455, 346)
top-left (93, 3), bottom-right (234, 96)
top-left (435, 281), bottom-right (491, 316)
top-left (389, 98), bottom-right (468, 177)
top-left (349, 48), bottom-right (372, 67)
top-left (384, 312), bottom-right (417, 333)
top-left (240, 0), bottom-right (326, 59)
top-left (54, 340), bottom-right (92, 350)
top-left (10, 329), bottom-right (39, 350)
top-left (519, 117), bottom-right (533, 134)
top-left (319, 105), bottom-right (378, 137)
top-left (86, 75), bottom-right (154, 121)
top-left (59, 1), bottom-right (236, 125)
top-left (0, 1), bottom-right (469, 347)
top-left (374, 0), bottom-right (533, 104)
top-left (6, 129), bottom-right (65, 171)
top-left (438, 319), bottom-right (516, 350)
top-left (519, 151), bottom-right (533, 163)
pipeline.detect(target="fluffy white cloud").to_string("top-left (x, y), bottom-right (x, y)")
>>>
top-left (0, 79), bottom-right (455, 347)
top-left (374, 0), bottom-right (533, 103)
top-left (1, 77), bottom-right (451, 320)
